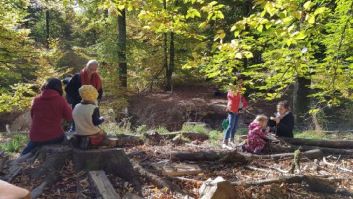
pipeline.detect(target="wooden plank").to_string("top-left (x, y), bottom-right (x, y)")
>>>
top-left (88, 170), bottom-right (121, 199)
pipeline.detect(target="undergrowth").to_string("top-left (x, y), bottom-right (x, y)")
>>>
top-left (0, 133), bottom-right (28, 153)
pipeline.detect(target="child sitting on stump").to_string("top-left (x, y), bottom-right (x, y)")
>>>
top-left (242, 115), bottom-right (269, 154)
top-left (72, 85), bottom-right (112, 149)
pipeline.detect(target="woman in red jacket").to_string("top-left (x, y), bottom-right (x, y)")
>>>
top-left (21, 78), bottom-right (73, 155)
top-left (223, 79), bottom-right (248, 149)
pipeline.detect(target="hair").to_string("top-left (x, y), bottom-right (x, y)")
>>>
top-left (86, 60), bottom-right (99, 70)
top-left (255, 114), bottom-right (268, 123)
top-left (278, 100), bottom-right (290, 110)
top-left (79, 85), bottom-right (98, 102)
top-left (42, 78), bottom-right (63, 96)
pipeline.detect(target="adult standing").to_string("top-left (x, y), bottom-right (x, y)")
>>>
top-left (65, 60), bottom-right (103, 109)
top-left (65, 60), bottom-right (103, 131)
top-left (223, 78), bottom-right (248, 149)
top-left (268, 100), bottom-right (294, 138)
top-left (21, 78), bottom-right (73, 155)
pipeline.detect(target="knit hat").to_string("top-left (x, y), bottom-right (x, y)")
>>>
top-left (79, 85), bottom-right (98, 102)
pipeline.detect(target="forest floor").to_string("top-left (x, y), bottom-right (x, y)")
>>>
top-left (1, 130), bottom-right (353, 199)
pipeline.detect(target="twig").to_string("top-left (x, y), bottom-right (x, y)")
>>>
top-left (322, 157), bottom-right (353, 174)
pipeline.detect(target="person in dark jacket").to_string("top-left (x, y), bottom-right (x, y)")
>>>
top-left (21, 78), bottom-right (73, 155)
top-left (65, 60), bottom-right (103, 109)
top-left (268, 100), bottom-right (294, 138)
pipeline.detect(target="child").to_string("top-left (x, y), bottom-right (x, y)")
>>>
top-left (72, 85), bottom-right (108, 149)
top-left (243, 115), bottom-right (269, 154)
top-left (222, 77), bottom-right (248, 148)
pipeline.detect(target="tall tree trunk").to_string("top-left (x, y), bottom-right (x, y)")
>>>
top-left (163, 0), bottom-right (169, 91)
top-left (293, 77), bottom-right (311, 126)
top-left (45, 10), bottom-right (50, 48)
top-left (166, 32), bottom-right (174, 91)
top-left (118, 9), bottom-right (127, 88)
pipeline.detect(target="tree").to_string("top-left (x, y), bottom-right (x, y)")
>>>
top-left (118, 8), bottom-right (127, 88)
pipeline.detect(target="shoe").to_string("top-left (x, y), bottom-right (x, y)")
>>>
top-left (222, 143), bottom-right (233, 150)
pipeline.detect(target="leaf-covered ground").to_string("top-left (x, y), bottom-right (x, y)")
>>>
top-left (3, 138), bottom-right (353, 199)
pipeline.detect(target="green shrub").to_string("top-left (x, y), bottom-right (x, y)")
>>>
top-left (0, 134), bottom-right (28, 153)
top-left (209, 130), bottom-right (223, 145)
top-left (155, 126), bottom-right (170, 134)
top-left (181, 123), bottom-right (209, 135)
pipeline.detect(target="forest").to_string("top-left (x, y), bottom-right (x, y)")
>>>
top-left (1, 0), bottom-right (353, 198)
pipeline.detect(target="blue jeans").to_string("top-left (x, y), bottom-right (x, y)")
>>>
top-left (224, 112), bottom-right (239, 141)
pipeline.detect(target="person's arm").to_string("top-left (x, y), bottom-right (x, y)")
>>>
top-left (98, 88), bottom-right (103, 101)
top-left (241, 96), bottom-right (248, 109)
top-left (92, 107), bottom-right (104, 126)
top-left (62, 98), bottom-right (73, 121)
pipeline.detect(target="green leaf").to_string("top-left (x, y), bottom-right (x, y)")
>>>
top-left (308, 15), bottom-right (315, 24)
top-left (257, 24), bottom-right (263, 32)
top-left (303, 1), bottom-right (314, 11)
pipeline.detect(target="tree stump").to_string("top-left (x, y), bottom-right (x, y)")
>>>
top-left (73, 148), bottom-right (138, 185)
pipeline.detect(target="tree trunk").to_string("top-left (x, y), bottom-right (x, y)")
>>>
top-left (163, 0), bottom-right (169, 91)
top-left (293, 77), bottom-right (311, 126)
top-left (166, 32), bottom-right (174, 91)
top-left (45, 10), bottom-right (50, 48)
top-left (118, 9), bottom-right (127, 88)
top-left (73, 148), bottom-right (138, 185)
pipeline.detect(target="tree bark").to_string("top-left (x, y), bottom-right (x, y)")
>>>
top-left (293, 77), bottom-right (311, 125)
top-left (171, 149), bottom-right (323, 162)
top-left (118, 9), bottom-right (127, 88)
top-left (163, 0), bottom-right (169, 91)
top-left (283, 137), bottom-right (353, 149)
top-left (45, 10), bottom-right (50, 48)
top-left (73, 148), bottom-right (138, 186)
top-left (166, 32), bottom-right (174, 91)
top-left (88, 170), bottom-right (121, 199)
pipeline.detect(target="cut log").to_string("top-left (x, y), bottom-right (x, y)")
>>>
top-left (30, 145), bottom-right (72, 199)
top-left (282, 137), bottom-right (353, 149)
top-left (73, 148), bottom-right (138, 186)
top-left (88, 170), bottom-right (121, 199)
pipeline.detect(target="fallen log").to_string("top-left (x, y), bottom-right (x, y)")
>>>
top-left (171, 149), bottom-right (323, 163)
top-left (282, 137), bottom-right (353, 149)
top-left (240, 149), bottom-right (323, 160)
top-left (290, 145), bottom-right (353, 156)
top-left (88, 170), bottom-right (121, 199)
top-left (171, 150), bottom-right (247, 164)
top-left (132, 161), bottom-right (185, 195)
top-left (115, 134), bottom-right (144, 147)
top-left (161, 132), bottom-right (209, 141)
top-left (232, 175), bottom-right (351, 195)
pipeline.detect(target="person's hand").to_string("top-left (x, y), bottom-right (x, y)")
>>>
top-left (275, 117), bottom-right (280, 124)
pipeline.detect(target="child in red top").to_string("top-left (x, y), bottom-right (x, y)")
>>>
top-left (243, 115), bottom-right (269, 153)
top-left (222, 78), bottom-right (248, 149)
